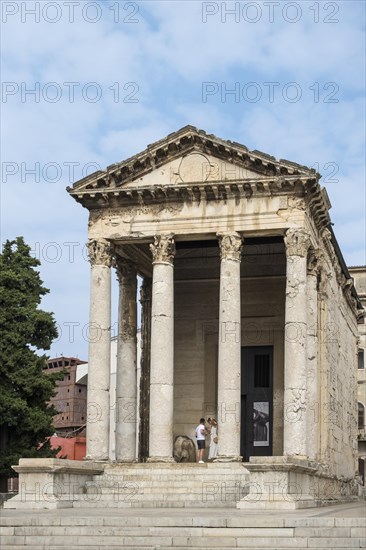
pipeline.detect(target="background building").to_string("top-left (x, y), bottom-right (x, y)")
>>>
top-left (44, 357), bottom-right (87, 459)
top-left (349, 266), bottom-right (366, 485)
top-left (46, 334), bottom-right (142, 461)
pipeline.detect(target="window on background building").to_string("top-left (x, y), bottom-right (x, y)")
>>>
top-left (358, 403), bottom-right (365, 429)
top-left (358, 349), bottom-right (365, 369)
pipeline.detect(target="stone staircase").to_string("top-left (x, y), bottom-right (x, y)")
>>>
top-left (75, 462), bottom-right (251, 508)
top-left (1, 505), bottom-right (365, 549)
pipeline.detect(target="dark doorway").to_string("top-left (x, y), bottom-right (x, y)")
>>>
top-left (358, 458), bottom-right (365, 486)
top-left (241, 346), bottom-right (273, 461)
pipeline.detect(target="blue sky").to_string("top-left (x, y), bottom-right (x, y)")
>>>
top-left (1, 0), bottom-right (365, 359)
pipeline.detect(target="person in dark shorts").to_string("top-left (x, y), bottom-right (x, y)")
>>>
top-left (195, 418), bottom-right (207, 463)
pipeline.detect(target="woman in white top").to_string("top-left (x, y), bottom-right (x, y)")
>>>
top-left (207, 418), bottom-right (218, 460)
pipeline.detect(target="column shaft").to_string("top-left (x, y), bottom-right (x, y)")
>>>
top-left (86, 239), bottom-right (112, 460)
top-left (306, 251), bottom-right (320, 460)
top-left (283, 228), bottom-right (311, 457)
top-left (138, 278), bottom-right (152, 462)
top-left (216, 233), bottom-right (243, 461)
top-left (148, 235), bottom-right (176, 461)
top-left (115, 260), bottom-right (137, 462)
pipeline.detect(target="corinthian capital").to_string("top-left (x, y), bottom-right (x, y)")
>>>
top-left (284, 228), bottom-right (311, 258)
top-left (218, 233), bottom-right (243, 262)
top-left (150, 234), bottom-right (176, 265)
top-left (87, 239), bottom-right (112, 267)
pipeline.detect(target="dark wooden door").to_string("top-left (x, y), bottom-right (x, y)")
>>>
top-left (241, 346), bottom-right (273, 461)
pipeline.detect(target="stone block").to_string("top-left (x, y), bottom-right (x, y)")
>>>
top-left (172, 536), bottom-right (237, 547)
top-left (236, 537), bottom-right (308, 547)
top-left (307, 538), bottom-right (365, 548)
top-left (4, 458), bottom-right (105, 510)
top-left (294, 527), bottom-right (351, 538)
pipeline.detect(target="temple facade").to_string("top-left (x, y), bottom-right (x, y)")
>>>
top-left (64, 126), bottom-right (362, 506)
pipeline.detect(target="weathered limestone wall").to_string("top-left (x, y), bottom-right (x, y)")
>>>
top-left (174, 276), bottom-right (285, 453)
top-left (317, 243), bottom-right (359, 482)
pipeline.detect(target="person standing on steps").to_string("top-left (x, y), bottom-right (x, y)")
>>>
top-left (207, 417), bottom-right (218, 460)
top-left (195, 418), bottom-right (207, 463)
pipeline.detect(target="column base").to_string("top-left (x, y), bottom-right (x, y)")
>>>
top-left (84, 455), bottom-right (109, 462)
top-left (214, 455), bottom-right (243, 463)
top-left (147, 456), bottom-right (175, 463)
top-left (115, 458), bottom-right (138, 464)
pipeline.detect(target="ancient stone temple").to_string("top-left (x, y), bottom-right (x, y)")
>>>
top-left (6, 126), bottom-right (363, 509)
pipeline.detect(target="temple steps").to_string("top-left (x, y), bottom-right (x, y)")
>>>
top-left (1, 512), bottom-right (365, 549)
top-left (76, 462), bottom-right (250, 508)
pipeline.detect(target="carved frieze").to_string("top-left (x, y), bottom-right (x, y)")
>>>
top-left (150, 234), bottom-right (176, 265)
top-left (88, 209), bottom-right (105, 226)
top-left (307, 248), bottom-right (319, 276)
top-left (218, 233), bottom-right (243, 262)
top-left (318, 266), bottom-right (332, 300)
top-left (307, 248), bottom-right (325, 277)
top-left (87, 239), bottom-right (112, 267)
top-left (284, 228), bottom-right (311, 257)
top-left (288, 196), bottom-right (306, 210)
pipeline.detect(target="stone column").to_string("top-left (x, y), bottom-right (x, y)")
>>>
top-left (86, 239), bottom-right (112, 460)
top-left (306, 249), bottom-right (321, 460)
top-left (148, 235), bottom-right (176, 461)
top-left (283, 228), bottom-right (311, 457)
top-left (317, 257), bottom-right (330, 464)
top-left (115, 259), bottom-right (137, 462)
top-left (216, 233), bottom-right (243, 462)
top-left (138, 278), bottom-right (152, 462)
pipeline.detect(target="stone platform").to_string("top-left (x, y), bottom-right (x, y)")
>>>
top-left (5, 458), bottom-right (361, 511)
top-left (4, 460), bottom-right (251, 509)
top-left (1, 501), bottom-right (365, 549)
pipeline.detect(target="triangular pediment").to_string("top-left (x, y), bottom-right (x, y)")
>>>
top-left (122, 151), bottom-right (266, 188)
top-left (68, 125), bottom-right (318, 195)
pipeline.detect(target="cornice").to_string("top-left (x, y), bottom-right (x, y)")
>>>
top-left (70, 176), bottom-right (318, 207)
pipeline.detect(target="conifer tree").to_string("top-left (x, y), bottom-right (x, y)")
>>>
top-left (0, 237), bottom-right (60, 492)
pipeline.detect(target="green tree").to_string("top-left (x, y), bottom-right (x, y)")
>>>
top-left (0, 237), bottom-right (60, 492)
